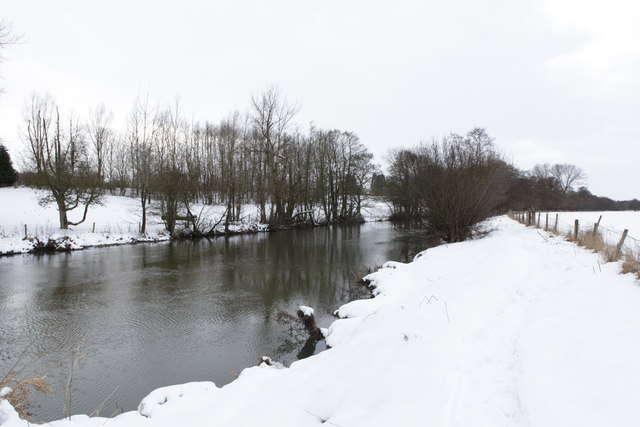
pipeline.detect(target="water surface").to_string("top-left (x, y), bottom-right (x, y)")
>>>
top-left (0, 221), bottom-right (432, 421)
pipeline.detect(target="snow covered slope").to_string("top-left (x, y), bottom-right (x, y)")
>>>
top-left (2, 216), bottom-right (639, 426)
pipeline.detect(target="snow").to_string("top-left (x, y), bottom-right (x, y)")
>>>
top-left (298, 306), bottom-right (314, 317)
top-left (0, 187), bottom-right (391, 255)
top-left (0, 187), bottom-right (171, 255)
top-left (3, 216), bottom-right (640, 426)
top-left (359, 197), bottom-right (392, 222)
top-left (544, 210), bottom-right (640, 250)
top-left (0, 187), bottom-right (268, 255)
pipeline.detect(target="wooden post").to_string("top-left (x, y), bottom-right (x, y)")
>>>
top-left (554, 214), bottom-right (559, 233)
top-left (24, 224), bottom-right (28, 239)
top-left (537, 213), bottom-right (541, 228)
top-left (574, 219), bottom-right (579, 241)
top-left (593, 215), bottom-right (602, 234)
top-left (92, 222), bottom-right (96, 233)
top-left (545, 213), bottom-right (549, 231)
top-left (615, 229), bottom-right (629, 258)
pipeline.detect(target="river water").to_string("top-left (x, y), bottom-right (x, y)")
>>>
top-left (0, 221), bottom-right (432, 421)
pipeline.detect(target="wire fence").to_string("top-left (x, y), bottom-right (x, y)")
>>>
top-left (554, 215), bottom-right (639, 247)
top-left (510, 211), bottom-right (640, 261)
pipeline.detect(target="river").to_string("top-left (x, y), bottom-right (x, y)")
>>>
top-left (0, 221), bottom-right (433, 421)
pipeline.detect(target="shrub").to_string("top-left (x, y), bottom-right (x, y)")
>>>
top-left (388, 128), bottom-right (510, 242)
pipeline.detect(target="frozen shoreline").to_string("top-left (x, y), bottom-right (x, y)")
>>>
top-left (2, 216), bottom-right (640, 426)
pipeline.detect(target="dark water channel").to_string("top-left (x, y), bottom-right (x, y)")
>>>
top-left (0, 221), bottom-right (432, 422)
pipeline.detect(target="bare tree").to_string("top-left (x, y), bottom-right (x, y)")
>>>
top-left (109, 137), bottom-right (130, 195)
top-left (88, 104), bottom-right (113, 183)
top-left (386, 148), bottom-right (424, 217)
top-left (531, 163), bottom-right (552, 180)
top-left (218, 112), bottom-right (244, 230)
top-left (23, 94), bottom-right (102, 229)
top-left (127, 96), bottom-right (155, 234)
top-left (0, 21), bottom-right (19, 51)
top-left (0, 21), bottom-right (21, 92)
top-left (250, 86), bottom-right (299, 224)
top-left (154, 98), bottom-right (189, 233)
top-left (551, 163), bottom-right (586, 193)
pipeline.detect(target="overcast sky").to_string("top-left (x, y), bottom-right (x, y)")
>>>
top-left (1, 0), bottom-right (638, 199)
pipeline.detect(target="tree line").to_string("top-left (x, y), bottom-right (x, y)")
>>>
top-left (505, 163), bottom-right (640, 212)
top-left (14, 108), bottom-right (639, 241)
top-left (382, 129), bottom-right (639, 242)
top-left (19, 88), bottom-right (376, 233)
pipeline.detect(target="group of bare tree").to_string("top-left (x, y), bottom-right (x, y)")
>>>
top-left (21, 88), bottom-right (375, 232)
top-left (386, 128), bottom-right (636, 234)
top-left (506, 162), bottom-right (639, 211)
top-left (505, 163), bottom-right (587, 211)
top-left (386, 128), bottom-right (511, 242)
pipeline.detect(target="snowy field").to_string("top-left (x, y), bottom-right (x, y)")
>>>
top-left (2, 216), bottom-right (640, 426)
top-left (0, 187), bottom-right (391, 255)
top-left (540, 211), bottom-right (640, 251)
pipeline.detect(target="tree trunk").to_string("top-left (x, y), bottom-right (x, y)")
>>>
top-left (140, 192), bottom-right (147, 234)
top-left (56, 197), bottom-right (69, 229)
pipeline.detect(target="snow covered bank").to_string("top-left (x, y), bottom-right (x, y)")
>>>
top-left (3, 216), bottom-right (640, 426)
top-left (0, 187), bottom-right (171, 255)
top-left (0, 187), bottom-right (391, 256)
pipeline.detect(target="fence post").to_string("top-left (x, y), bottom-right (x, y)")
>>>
top-left (92, 222), bottom-right (96, 233)
top-left (615, 229), bottom-right (629, 258)
top-left (554, 214), bottom-right (558, 233)
top-left (593, 215), bottom-right (602, 234)
top-left (24, 224), bottom-right (28, 239)
top-left (537, 213), bottom-right (541, 228)
top-left (545, 213), bottom-right (549, 231)
top-left (574, 219), bottom-right (579, 241)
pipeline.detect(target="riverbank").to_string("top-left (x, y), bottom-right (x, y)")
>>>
top-left (2, 216), bottom-right (639, 426)
top-left (0, 187), bottom-right (391, 256)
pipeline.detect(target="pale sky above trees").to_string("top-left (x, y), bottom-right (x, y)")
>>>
top-left (0, 0), bottom-right (638, 199)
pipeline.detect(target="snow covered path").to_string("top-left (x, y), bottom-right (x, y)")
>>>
top-left (2, 216), bottom-right (640, 426)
